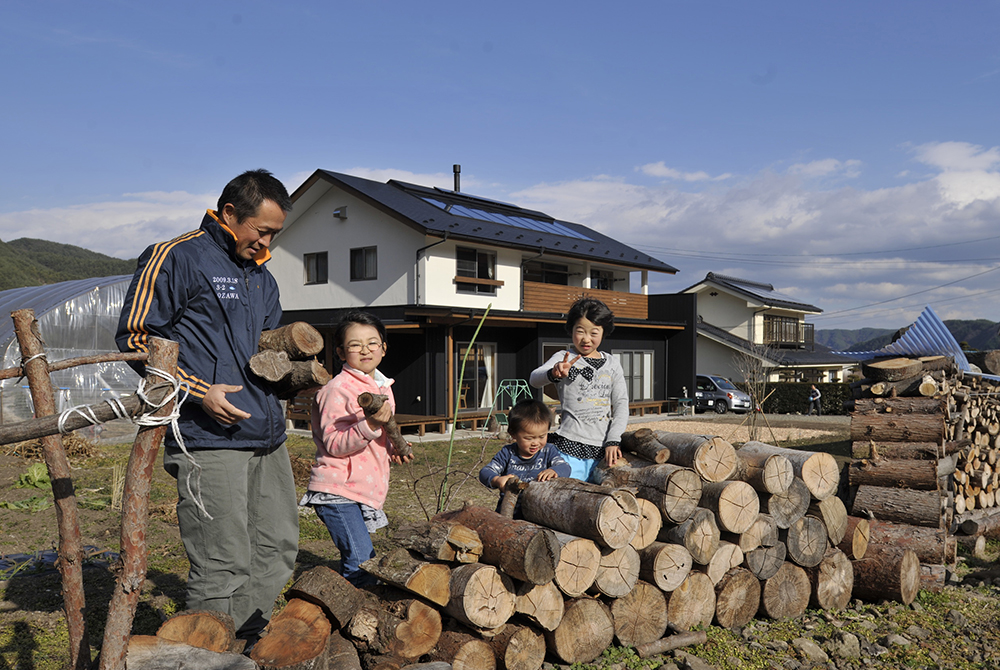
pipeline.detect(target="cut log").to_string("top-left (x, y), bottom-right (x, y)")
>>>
top-left (851, 441), bottom-right (942, 460)
top-left (486, 624), bottom-right (545, 670)
top-left (390, 520), bottom-right (483, 564)
top-left (251, 599), bottom-right (332, 669)
top-left (743, 543), bottom-right (786, 580)
top-left (610, 580), bottom-right (669, 647)
top-left (285, 566), bottom-right (365, 629)
top-left (665, 571), bottom-right (716, 631)
top-left (807, 496), bottom-right (848, 545)
top-left (780, 516), bottom-right (829, 568)
top-left (965, 350), bottom-right (1000, 376)
top-left (848, 459), bottom-right (951, 491)
top-left (851, 485), bottom-right (943, 528)
top-left (514, 581), bottom-right (564, 632)
top-left (850, 411), bottom-right (946, 444)
top-left (652, 431), bottom-right (737, 482)
top-left (250, 349), bottom-right (293, 382)
top-left (868, 373), bottom-right (944, 399)
top-left (519, 479), bottom-right (640, 549)
top-left (862, 357), bottom-right (924, 382)
top-left (699, 481), bottom-right (759, 534)
top-left (328, 631), bottom-right (362, 670)
top-left (868, 520), bottom-right (950, 564)
top-left (434, 505), bottom-right (559, 584)
top-left (348, 598), bottom-right (442, 660)
top-left (427, 631), bottom-right (494, 670)
top-left (127, 636), bottom-right (256, 670)
top-left (658, 508), bottom-right (719, 565)
top-left (358, 392), bottom-right (412, 459)
top-left (360, 549), bottom-right (451, 607)
top-left (732, 448), bottom-right (793, 494)
top-left (697, 541), bottom-right (743, 585)
top-left (721, 512), bottom-right (778, 553)
top-left (804, 548), bottom-right (853, 611)
top-left (550, 532), bottom-right (600, 597)
top-left (272, 360), bottom-right (333, 399)
top-left (713, 567), bottom-right (761, 629)
top-left (630, 497), bottom-right (662, 550)
top-left (156, 610), bottom-right (238, 653)
top-left (620, 428), bottom-right (671, 463)
top-left (638, 541), bottom-right (692, 592)
top-left (590, 544), bottom-right (641, 598)
top-left (758, 562), bottom-right (810, 620)
top-left (760, 477), bottom-right (810, 529)
top-left (960, 512), bottom-right (1000, 538)
top-left (592, 460), bottom-right (702, 524)
top-left (851, 546), bottom-right (920, 605)
top-left (635, 631), bottom-right (708, 659)
top-left (837, 517), bottom-right (870, 560)
top-left (259, 321), bottom-right (325, 358)
top-left (484, 625), bottom-right (545, 670)
top-left (544, 598), bottom-right (614, 664)
top-left (361, 654), bottom-right (405, 670)
top-left (918, 355), bottom-right (958, 374)
top-left (739, 443), bottom-right (839, 500)
top-left (956, 533), bottom-right (988, 558)
top-left (446, 564), bottom-right (515, 630)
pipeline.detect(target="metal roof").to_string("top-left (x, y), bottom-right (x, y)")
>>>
top-left (686, 272), bottom-right (822, 313)
top-left (301, 170), bottom-right (678, 275)
top-left (698, 321), bottom-right (860, 366)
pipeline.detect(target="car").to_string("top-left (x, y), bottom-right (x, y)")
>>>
top-left (694, 374), bottom-right (754, 414)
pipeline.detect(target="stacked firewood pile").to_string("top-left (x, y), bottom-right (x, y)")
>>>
top-left (848, 354), bottom-right (1000, 567)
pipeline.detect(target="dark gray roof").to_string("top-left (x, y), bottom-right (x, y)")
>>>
top-left (303, 170), bottom-right (677, 274)
top-left (686, 272), bottom-right (821, 313)
top-left (698, 321), bottom-right (861, 366)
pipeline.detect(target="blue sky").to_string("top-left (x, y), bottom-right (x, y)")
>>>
top-left (3, 1), bottom-right (1000, 331)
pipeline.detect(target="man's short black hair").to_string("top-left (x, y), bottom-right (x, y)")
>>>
top-left (217, 169), bottom-right (292, 223)
top-left (565, 297), bottom-right (615, 335)
top-left (507, 398), bottom-right (552, 436)
top-left (334, 310), bottom-right (387, 351)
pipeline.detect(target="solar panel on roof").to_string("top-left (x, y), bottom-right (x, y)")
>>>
top-left (421, 197), bottom-right (594, 241)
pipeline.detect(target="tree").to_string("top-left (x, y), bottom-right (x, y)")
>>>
top-left (732, 342), bottom-right (777, 443)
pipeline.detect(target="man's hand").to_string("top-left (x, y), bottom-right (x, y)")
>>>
top-left (536, 468), bottom-right (559, 482)
top-left (551, 352), bottom-right (582, 380)
top-left (365, 402), bottom-right (393, 430)
top-left (491, 474), bottom-right (515, 490)
top-left (202, 384), bottom-right (252, 425)
top-left (604, 444), bottom-right (621, 467)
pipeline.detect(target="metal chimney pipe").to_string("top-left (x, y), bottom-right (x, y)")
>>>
top-left (453, 164), bottom-right (461, 192)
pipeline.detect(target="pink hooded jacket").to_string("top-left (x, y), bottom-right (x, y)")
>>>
top-left (308, 365), bottom-right (397, 508)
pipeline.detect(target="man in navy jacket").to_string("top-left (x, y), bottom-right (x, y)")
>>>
top-left (116, 169), bottom-right (297, 648)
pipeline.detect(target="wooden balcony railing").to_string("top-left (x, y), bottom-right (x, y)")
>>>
top-left (522, 281), bottom-right (648, 319)
top-left (763, 318), bottom-right (815, 350)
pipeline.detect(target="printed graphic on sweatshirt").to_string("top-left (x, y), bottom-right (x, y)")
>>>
top-left (213, 276), bottom-right (241, 300)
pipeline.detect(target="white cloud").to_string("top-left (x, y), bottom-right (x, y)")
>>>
top-left (913, 141), bottom-right (1000, 171)
top-left (639, 162), bottom-right (732, 182)
top-left (787, 158), bottom-right (862, 178)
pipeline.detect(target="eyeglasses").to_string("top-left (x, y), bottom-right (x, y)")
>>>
top-left (344, 341), bottom-right (385, 354)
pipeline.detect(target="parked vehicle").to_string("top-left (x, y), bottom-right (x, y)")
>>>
top-left (694, 374), bottom-right (753, 414)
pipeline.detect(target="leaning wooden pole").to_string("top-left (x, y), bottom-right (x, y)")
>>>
top-left (12, 308), bottom-right (91, 670)
top-left (100, 337), bottom-right (179, 670)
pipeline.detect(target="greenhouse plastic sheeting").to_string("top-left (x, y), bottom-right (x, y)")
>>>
top-left (0, 275), bottom-right (142, 443)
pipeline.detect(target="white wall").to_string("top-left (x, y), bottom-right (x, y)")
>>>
top-left (269, 186), bottom-right (425, 311)
top-left (692, 288), bottom-right (753, 339)
top-left (696, 336), bottom-right (743, 381)
top-left (422, 241), bottom-right (522, 311)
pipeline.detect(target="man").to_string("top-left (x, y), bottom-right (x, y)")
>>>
top-left (807, 384), bottom-right (822, 416)
top-left (116, 169), bottom-right (297, 647)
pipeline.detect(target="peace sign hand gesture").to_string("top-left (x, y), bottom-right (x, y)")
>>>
top-left (551, 352), bottom-right (582, 380)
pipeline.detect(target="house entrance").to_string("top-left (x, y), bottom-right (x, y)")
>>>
top-left (455, 342), bottom-right (496, 410)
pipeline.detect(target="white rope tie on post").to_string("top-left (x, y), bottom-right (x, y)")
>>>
top-left (54, 365), bottom-right (213, 520)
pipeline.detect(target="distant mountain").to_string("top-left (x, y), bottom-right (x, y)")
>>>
top-left (814, 328), bottom-right (895, 351)
top-left (817, 321), bottom-right (1000, 353)
top-left (0, 238), bottom-right (135, 291)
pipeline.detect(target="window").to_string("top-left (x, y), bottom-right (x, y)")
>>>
top-left (590, 269), bottom-right (614, 291)
top-left (455, 342), bottom-right (496, 409)
top-left (615, 350), bottom-right (653, 401)
top-left (350, 246), bottom-right (377, 281)
top-left (304, 252), bottom-right (328, 285)
top-left (455, 246), bottom-right (499, 295)
top-left (523, 260), bottom-right (569, 285)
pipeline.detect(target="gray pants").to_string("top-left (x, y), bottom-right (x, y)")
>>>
top-left (164, 443), bottom-right (299, 640)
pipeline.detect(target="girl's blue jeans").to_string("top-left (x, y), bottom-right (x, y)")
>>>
top-left (314, 502), bottom-right (377, 586)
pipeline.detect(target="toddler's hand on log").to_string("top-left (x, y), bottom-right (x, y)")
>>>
top-left (202, 384), bottom-right (251, 425)
top-left (551, 352), bottom-right (582, 380)
top-left (491, 474), bottom-right (514, 490)
top-left (365, 402), bottom-right (393, 430)
top-left (536, 468), bottom-right (558, 482)
top-left (604, 445), bottom-right (621, 467)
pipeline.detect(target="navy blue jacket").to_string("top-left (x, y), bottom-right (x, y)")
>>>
top-left (116, 211), bottom-right (285, 449)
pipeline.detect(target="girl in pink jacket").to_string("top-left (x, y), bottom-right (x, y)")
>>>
top-left (300, 311), bottom-right (412, 586)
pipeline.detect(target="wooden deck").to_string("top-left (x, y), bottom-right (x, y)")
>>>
top-left (628, 400), bottom-right (664, 417)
